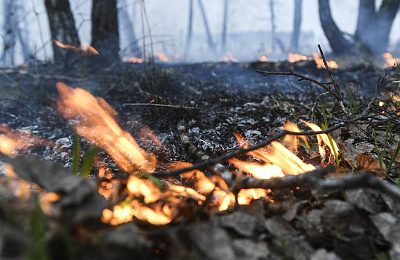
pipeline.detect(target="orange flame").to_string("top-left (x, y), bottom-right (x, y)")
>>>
top-left (301, 121), bottom-right (339, 161)
top-left (282, 122), bottom-right (308, 152)
top-left (383, 53), bottom-right (400, 68)
top-left (313, 53), bottom-right (338, 69)
top-left (0, 125), bottom-right (47, 157)
top-left (259, 55), bottom-right (269, 62)
top-left (56, 82), bottom-right (156, 173)
top-left (220, 52), bottom-right (238, 63)
top-left (54, 40), bottom-right (99, 56)
top-left (288, 52), bottom-right (308, 63)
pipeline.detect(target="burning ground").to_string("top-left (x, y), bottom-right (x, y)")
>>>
top-left (0, 57), bottom-right (400, 259)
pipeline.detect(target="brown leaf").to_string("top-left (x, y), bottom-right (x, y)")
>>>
top-left (356, 154), bottom-right (385, 177)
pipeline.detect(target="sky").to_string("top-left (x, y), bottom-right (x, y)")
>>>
top-left (1, 0), bottom-right (400, 65)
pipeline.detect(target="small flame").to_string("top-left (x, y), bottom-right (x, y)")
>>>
top-left (383, 53), bottom-right (400, 68)
top-left (232, 132), bottom-right (315, 176)
top-left (238, 188), bottom-right (269, 205)
top-left (282, 122), bottom-right (308, 152)
top-left (301, 121), bottom-right (339, 161)
top-left (54, 40), bottom-right (99, 56)
top-left (0, 125), bottom-right (47, 156)
top-left (57, 82), bottom-right (156, 173)
top-left (288, 52), bottom-right (308, 63)
top-left (313, 53), bottom-right (338, 69)
top-left (220, 51), bottom-right (238, 63)
top-left (123, 57), bottom-right (143, 64)
top-left (259, 55), bottom-right (269, 62)
top-left (156, 53), bottom-right (169, 62)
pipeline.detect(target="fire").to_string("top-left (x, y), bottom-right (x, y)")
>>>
top-left (288, 52), bottom-right (309, 63)
top-left (123, 57), bottom-right (143, 64)
top-left (259, 55), bottom-right (269, 62)
top-left (313, 53), bottom-right (338, 69)
top-left (0, 125), bottom-right (47, 157)
top-left (53, 83), bottom-right (339, 226)
top-left (156, 53), bottom-right (169, 62)
top-left (57, 82), bottom-right (156, 173)
top-left (54, 40), bottom-right (99, 56)
top-left (301, 121), bottom-right (339, 161)
top-left (220, 51), bottom-right (238, 63)
top-left (238, 188), bottom-right (269, 205)
top-left (383, 53), bottom-right (400, 68)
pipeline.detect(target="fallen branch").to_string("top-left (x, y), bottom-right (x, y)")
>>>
top-left (123, 103), bottom-right (202, 110)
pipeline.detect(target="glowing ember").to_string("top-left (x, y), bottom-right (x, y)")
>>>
top-left (57, 82), bottom-right (156, 173)
top-left (383, 53), bottom-right (400, 68)
top-left (259, 55), bottom-right (269, 62)
top-left (313, 53), bottom-right (338, 69)
top-left (288, 52), bottom-right (308, 63)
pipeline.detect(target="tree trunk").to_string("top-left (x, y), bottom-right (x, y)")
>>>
top-left (91, 0), bottom-right (120, 65)
top-left (1, 0), bottom-right (17, 66)
top-left (318, 0), bottom-right (356, 55)
top-left (15, 0), bottom-right (32, 62)
top-left (269, 0), bottom-right (276, 53)
top-left (221, 0), bottom-right (229, 55)
top-left (290, 0), bottom-right (302, 52)
top-left (183, 0), bottom-right (194, 58)
top-left (355, 0), bottom-right (399, 54)
top-left (118, 0), bottom-right (141, 58)
top-left (198, 0), bottom-right (216, 54)
top-left (45, 0), bottom-right (80, 64)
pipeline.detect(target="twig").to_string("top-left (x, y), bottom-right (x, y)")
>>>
top-left (256, 70), bottom-right (339, 99)
top-left (122, 103), bottom-right (202, 110)
top-left (361, 65), bottom-right (396, 117)
top-left (316, 172), bottom-right (400, 201)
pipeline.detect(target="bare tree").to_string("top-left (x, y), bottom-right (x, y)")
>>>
top-left (269, 0), bottom-right (276, 53)
top-left (221, 0), bottom-right (229, 55)
top-left (91, 0), bottom-right (120, 65)
top-left (118, 0), bottom-right (141, 58)
top-left (318, 0), bottom-right (400, 56)
top-left (45, 0), bottom-right (80, 64)
top-left (183, 0), bottom-right (194, 58)
top-left (1, 0), bottom-right (17, 66)
top-left (290, 0), bottom-right (302, 52)
top-left (198, 0), bottom-right (216, 54)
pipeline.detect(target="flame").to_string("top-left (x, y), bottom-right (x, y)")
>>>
top-left (220, 52), bottom-right (238, 63)
top-left (301, 121), bottom-right (339, 161)
top-left (54, 40), bottom-right (99, 56)
top-left (259, 55), bottom-right (269, 62)
top-left (156, 53), bottom-right (169, 62)
top-left (288, 52), bottom-right (308, 63)
top-left (313, 53), bottom-right (338, 69)
top-left (238, 188), bottom-right (269, 205)
top-left (0, 125), bottom-right (47, 156)
top-left (383, 53), bottom-right (400, 68)
top-left (232, 132), bottom-right (315, 176)
top-left (123, 57), bottom-right (143, 64)
top-left (282, 122), bottom-right (308, 152)
top-left (127, 175), bottom-right (162, 204)
top-left (230, 158), bottom-right (284, 179)
top-left (57, 82), bottom-right (156, 173)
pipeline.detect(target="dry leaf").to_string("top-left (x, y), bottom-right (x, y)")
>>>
top-left (356, 154), bottom-right (385, 177)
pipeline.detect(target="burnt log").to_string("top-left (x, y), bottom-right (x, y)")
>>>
top-left (45, 0), bottom-right (80, 64)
